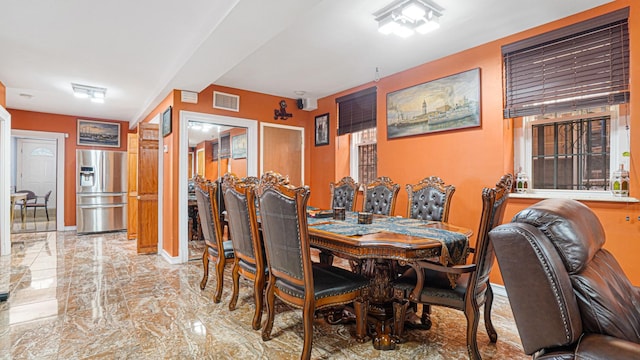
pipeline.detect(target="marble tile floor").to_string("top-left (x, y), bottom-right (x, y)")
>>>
top-left (11, 209), bottom-right (57, 234)
top-left (0, 231), bottom-right (529, 359)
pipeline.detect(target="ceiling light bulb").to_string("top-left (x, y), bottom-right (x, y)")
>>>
top-left (416, 17), bottom-right (440, 34)
top-left (92, 91), bottom-right (105, 99)
top-left (393, 24), bottom-right (414, 38)
top-left (74, 91), bottom-right (89, 99)
top-left (378, 14), bottom-right (400, 35)
top-left (402, 2), bottom-right (426, 21)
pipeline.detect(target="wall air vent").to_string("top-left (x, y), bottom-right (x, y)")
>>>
top-left (213, 91), bottom-right (240, 112)
top-left (181, 90), bottom-right (198, 104)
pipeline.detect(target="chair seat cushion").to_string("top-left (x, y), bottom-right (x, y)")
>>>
top-left (275, 263), bottom-right (369, 300)
top-left (239, 258), bottom-right (268, 276)
top-left (394, 268), bottom-right (468, 308)
top-left (207, 240), bottom-right (235, 259)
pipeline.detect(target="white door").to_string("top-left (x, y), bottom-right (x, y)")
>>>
top-left (16, 138), bottom-right (57, 207)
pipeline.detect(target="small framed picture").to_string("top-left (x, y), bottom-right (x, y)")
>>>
top-left (162, 106), bottom-right (172, 137)
top-left (315, 113), bottom-right (329, 146)
top-left (232, 133), bottom-right (247, 159)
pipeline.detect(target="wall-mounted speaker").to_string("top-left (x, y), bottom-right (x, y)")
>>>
top-left (299, 98), bottom-right (318, 111)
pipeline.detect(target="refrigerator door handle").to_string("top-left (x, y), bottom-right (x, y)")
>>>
top-left (78, 204), bottom-right (124, 209)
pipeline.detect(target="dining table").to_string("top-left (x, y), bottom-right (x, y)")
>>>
top-left (306, 210), bottom-right (472, 350)
top-left (10, 192), bottom-right (28, 225)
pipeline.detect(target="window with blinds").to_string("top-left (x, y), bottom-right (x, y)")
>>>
top-left (502, 7), bottom-right (629, 119)
top-left (336, 87), bottom-right (377, 135)
top-left (219, 134), bottom-right (231, 159)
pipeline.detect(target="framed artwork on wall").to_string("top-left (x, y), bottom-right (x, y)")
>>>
top-left (162, 106), bottom-right (172, 137)
top-left (315, 113), bottom-right (329, 146)
top-left (77, 119), bottom-right (121, 147)
top-left (232, 133), bottom-right (247, 159)
top-left (386, 68), bottom-right (481, 139)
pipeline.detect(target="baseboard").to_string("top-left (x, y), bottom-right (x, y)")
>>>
top-left (160, 249), bottom-right (182, 264)
top-left (490, 283), bottom-right (508, 298)
top-left (64, 226), bottom-right (77, 232)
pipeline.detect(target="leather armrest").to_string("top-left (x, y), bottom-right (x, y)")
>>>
top-left (575, 334), bottom-right (640, 360)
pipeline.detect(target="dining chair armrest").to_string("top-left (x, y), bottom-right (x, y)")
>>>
top-left (414, 260), bottom-right (476, 275)
top-left (400, 261), bottom-right (477, 302)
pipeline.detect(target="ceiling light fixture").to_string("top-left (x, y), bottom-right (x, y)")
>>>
top-left (374, 0), bottom-right (443, 38)
top-left (72, 83), bottom-right (107, 103)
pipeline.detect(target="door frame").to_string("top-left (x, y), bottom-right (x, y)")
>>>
top-left (177, 111), bottom-right (258, 263)
top-left (11, 129), bottom-right (66, 233)
top-left (260, 122), bottom-right (305, 184)
top-left (0, 106), bottom-right (10, 255)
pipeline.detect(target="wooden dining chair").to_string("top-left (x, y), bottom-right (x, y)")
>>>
top-left (329, 176), bottom-right (360, 211)
top-left (406, 176), bottom-right (455, 221)
top-left (221, 173), bottom-right (266, 330)
top-left (195, 180), bottom-right (234, 303)
top-left (362, 176), bottom-right (400, 216)
top-left (393, 173), bottom-right (513, 360)
top-left (256, 172), bottom-right (370, 360)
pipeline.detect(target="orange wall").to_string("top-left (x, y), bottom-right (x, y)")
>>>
top-left (308, 0), bottom-right (640, 285)
top-left (0, 82), bottom-right (6, 108)
top-left (9, 109), bottom-right (129, 227)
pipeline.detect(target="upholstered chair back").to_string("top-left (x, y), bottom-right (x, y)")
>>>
top-left (330, 176), bottom-right (359, 211)
top-left (406, 176), bottom-right (455, 221)
top-left (362, 176), bottom-right (400, 216)
top-left (195, 183), bottom-right (223, 256)
top-left (222, 174), bottom-right (260, 265)
top-left (257, 174), bottom-right (311, 287)
top-left (491, 198), bottom-right (640, 356)
top-left (471, 174), bottom-right (513, 300)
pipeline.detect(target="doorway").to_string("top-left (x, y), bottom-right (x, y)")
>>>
top-left (260, 123), bottom-right (304, 186)
top-left (176, 111), bottom-right (258, 264)
top-left (10, 130), bottom-right (65, 235)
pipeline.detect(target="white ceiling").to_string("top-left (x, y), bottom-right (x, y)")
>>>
top-left (0, 0), bottom-right (612, 129)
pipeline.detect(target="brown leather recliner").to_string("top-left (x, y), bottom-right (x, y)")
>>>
top-left (489, 198), bottom-right (640, 359)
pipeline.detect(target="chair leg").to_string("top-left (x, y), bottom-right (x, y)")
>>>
top-left (261, 278), bottom-right (276, 341)
top-left (229, 261), bottom-right (240, 311)
top-left (213, 257), bottom-right (225, 303)
top-left (200, 251), bottom-right (209, 290)
top-left (45, 206), bottom-right (49, 221)
top-left (301, 302), bottom-right (314, 360)
top-left (252, 272), bottom-right (265, 330)
top-left (421, 304), bottom-right (433, 330)
top-left (484, 285), bottom-right (498, 342)
top-left (465, 303), bottom-right (481, 360)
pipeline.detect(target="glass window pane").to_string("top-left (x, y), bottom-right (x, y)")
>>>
top-left (531, 115), bottom-right (610, 190)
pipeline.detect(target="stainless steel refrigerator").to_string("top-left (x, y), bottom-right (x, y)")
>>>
top-left (76, 149), bottom-right (127, 234)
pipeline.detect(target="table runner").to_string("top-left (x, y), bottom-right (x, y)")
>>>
top-left (307, 212), bottom-right (469, 270)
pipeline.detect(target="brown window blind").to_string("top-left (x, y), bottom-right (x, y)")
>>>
top-left (336, 87), bottom-right (377, 135)
top-left (219, 134), bottom-right (231, 158)
top-left (502, 7), bottom-right (629, 118)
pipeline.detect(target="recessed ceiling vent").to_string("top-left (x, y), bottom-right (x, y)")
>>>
top-left (181, 90), bottom-right (198, 104)
top-left (213, 91), bottom-right (240, 112)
